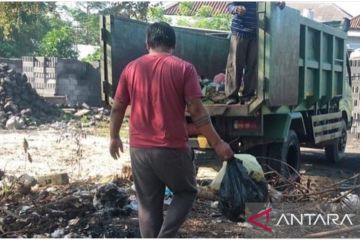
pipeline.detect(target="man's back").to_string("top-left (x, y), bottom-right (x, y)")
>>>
top-left (115, 53), bottom-right (202, 149)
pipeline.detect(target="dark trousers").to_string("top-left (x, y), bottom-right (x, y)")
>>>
top-left (130, 147), bottom-right (197, 238)
top-left (225, 34), bottom-right (258, 99)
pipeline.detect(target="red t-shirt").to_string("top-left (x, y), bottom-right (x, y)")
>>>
top-left (114, 53), bottom-right (202, 149)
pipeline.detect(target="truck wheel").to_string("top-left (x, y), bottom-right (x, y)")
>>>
top-left (267, 130), bottom-right (301, 178)
top-left (324, 120), bottom-right (347, 163)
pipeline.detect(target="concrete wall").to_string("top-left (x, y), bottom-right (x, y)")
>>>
top-left (56, 60), bottom-right (101, 106)
top-left (22, 57), bottom-right (101, 107)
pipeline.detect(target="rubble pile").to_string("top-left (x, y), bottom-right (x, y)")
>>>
top-left (0, 64), bottom-right (61, 129)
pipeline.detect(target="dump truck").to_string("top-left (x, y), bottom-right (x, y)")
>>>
top-left (100, 2), bottom-right (352, 175)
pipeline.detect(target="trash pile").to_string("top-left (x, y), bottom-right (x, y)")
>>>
top-left (0, 64), bottom-right (61, 129)
top-left (0, 172), bottom-right (138, 238)
top-left (200, 73), bottom-right (226, 104)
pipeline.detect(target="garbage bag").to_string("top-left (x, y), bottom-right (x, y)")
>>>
top-left (235, 154), bottom-right (265, 182)
top-left (219, 159), bottom-right (268, 222)
top-left (209, 154), bottom-right (264, 192)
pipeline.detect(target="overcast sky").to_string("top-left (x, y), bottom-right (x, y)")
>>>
top-left (334, 2), bottom-right (360, 17)
top-left (57, 1), bottom-right (360, 18)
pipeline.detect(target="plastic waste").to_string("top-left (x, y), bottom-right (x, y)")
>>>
top-left (209, 154), bottom-right (265, 191)
top-left (219, 159), bottom-right (268, 222)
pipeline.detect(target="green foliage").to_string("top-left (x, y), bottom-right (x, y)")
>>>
top-left (0, 2), bottom-right (57, 57)
top-left (148, 6), bottom-right (166, 21)
top-left (178, 2), bottom-right (193, 16)
top-left (176, 18), bottom-right (192, 27)
top-left (176, 13), bottom-right (231, 31)
top-left (147, 5), bottom-right (172, 23)
top-left (0, 41), bottom-right (17, 58)
top-left (0, 2), bottom-right (151, 58)
top-left (82, 49), bottom-right (101, 62)
top-left (39, 27), bottom-right (78, 59)
top-left (66, 2), bottom-right (104, 45)
top-left (195, 6), bottom-right (213, 18)
top-left (194, 15), bottom-right (231, 30)
top-left (102, 2), bottom-right (149, 21)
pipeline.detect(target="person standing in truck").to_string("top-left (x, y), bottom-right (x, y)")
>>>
top-left (225, 2), bottom-right (258, 105)
top-left (225, 2), bottom-right (285, 104)
top-left (109, 22), bottom-right (233, 238)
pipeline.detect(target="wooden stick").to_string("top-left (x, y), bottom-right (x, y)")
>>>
top-left (305, 224), bottom-right (360, 238)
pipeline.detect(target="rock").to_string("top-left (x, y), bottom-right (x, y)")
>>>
top-left (4, 101), bottom-right (18, 113)
top-left (18, 174), bottom-right (37, 188)
top-left (0, 66), bottom-right (62, 129)
top-left (74, 109), bottom-right (91, 117)
top-left (0, 111), bottom-right (7, 122)
top-left (93, 183), bottom-right (129, 210)
top-left (5, 116), bottom-right (25, 129)
top-left (0, 63), bottom-right (9, 71)
top-left (81, 102), bottom-right (90, 109)
top-left (37, 173), bottom-right (69, 186)
top-left (20, 108), bottom-right (32, 117)
top-left (94, 114), bottom-right (103, 121)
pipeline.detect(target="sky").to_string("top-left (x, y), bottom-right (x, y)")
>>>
top-left (334, 2), bottom-right (360, 17)
top-left (57, 1), bottom-right (360, 18)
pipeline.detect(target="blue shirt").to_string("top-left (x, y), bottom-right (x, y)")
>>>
top-left (228, 2), bottom-right (257, 39)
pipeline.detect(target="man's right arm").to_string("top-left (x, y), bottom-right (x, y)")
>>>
top-left (186, 98), bottom-right (234, 161)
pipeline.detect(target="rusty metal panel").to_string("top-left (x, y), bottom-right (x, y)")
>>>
top-left (265, 4), bottom-right (300, 107)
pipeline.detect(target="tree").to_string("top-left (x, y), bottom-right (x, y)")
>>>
top-left (0, 2), bottom-right (60, 57)
top-left (147, 5), bottom-right (172, 23)
top-left (39, 27), bottom-right (78, 59)
top-left (102, 2), bottom-right (149, 21)
top-left (195, 6), bottom-right (213, 18)
top-left (178, 2), bottom-right (193, 16)
top-left (64, 2), bottom-right (108, 46)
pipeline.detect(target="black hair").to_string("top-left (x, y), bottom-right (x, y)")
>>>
top-left (146, 22), bottom-right (176, 50)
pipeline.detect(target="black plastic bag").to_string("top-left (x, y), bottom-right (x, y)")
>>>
top-left (219, 159), bottom-right (268, 222)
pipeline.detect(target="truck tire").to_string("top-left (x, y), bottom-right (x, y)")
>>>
top-left (267, 130), bottom-right (301, 178)
top-left (324, 120), bottom-right (347, 163)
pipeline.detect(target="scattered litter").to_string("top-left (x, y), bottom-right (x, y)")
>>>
top-left (19, 206), bottom-right (32, 215)
top-left (211, 201), bottom-right (219, 209)
top-left (68, 217), bottom-right (80, 226)
top-left (74, 109), bottom-right (91, 118)
top-left (268, 185), bottom-right (283, 202)
top-left (51, 228), bottom-right (65, 238)
top-left (237, 222), bottom-right (253, 228)
top-left (37, 173), bottom-right (69, 186)
top-left (93, 183), bottom-right (129, 210)
top-left (331, 192), bottom-right (360, 213)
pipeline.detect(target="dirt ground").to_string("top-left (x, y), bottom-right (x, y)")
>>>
top-left (1, 124), bottom-right (360, 238)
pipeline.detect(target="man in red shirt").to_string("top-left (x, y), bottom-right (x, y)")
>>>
top-left (110, 22), bottom-right (233, 238)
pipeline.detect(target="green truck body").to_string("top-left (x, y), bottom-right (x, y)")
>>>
top-left (100, 3), bottom-right (352, 172)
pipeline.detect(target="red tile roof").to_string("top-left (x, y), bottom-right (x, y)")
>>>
top-left (351, 15), bottom-right (360, 30)
top-left (165, 2), bottom-right (230, 16)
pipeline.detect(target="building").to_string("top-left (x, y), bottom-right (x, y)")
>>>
top-left (350, 50), bottom-right (360, 137)
top-left (349, 15), bottom-right (360, 50)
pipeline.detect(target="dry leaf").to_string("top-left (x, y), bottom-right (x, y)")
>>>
top-left (27, 152), bottom-right (33, 163)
